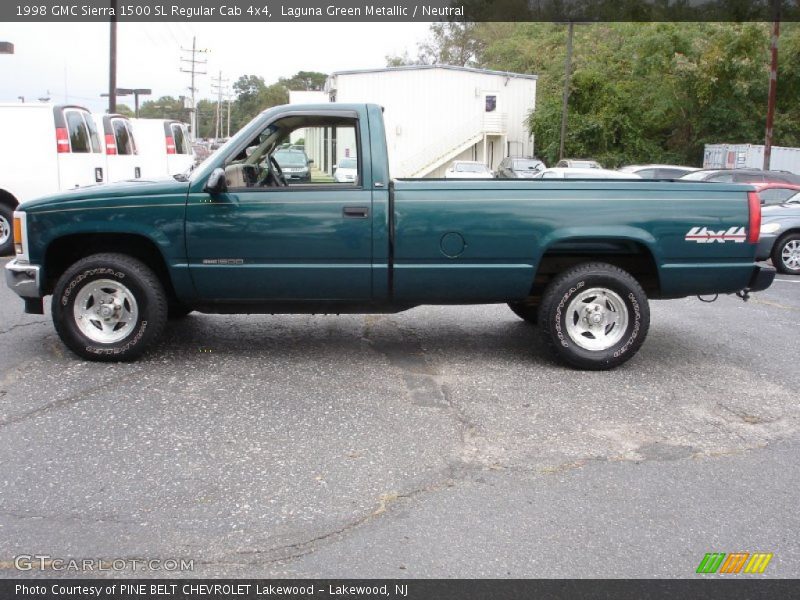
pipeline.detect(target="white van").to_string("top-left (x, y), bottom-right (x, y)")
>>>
top-left (129, 119), bottom-right (194, 179)
top-left (0, 103), bottom-right (106, 255)
top-left (92, 113), bottom-right (143, 183)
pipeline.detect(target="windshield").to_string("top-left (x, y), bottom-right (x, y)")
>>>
top-left (455, 163), bottom-right (488, 173)
top-left (513, 159), bottom-right (543, 171)
top-left (274, 151), bottom-right (308, 168)
top-left (339, 158), bottom-right (357, 169)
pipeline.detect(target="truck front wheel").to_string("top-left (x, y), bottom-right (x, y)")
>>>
top-left (538, 262), bottom-right (650, 370)
top-left (52, 253), bottom-right (168, 361)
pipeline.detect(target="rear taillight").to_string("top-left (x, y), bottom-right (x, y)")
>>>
top-left (165, 136), bottom-right (176, 154)
top-left (105, 133), bottom-right (117, 155)
top-left (55, 127), bottom-right (70, 153)
top-left (748, 191), bottom-right (761, 243)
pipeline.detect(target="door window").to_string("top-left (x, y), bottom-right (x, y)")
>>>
top-left (485, 95), bottom-right (497, 112)
top-left (171, 123), bottom-right (189, 154)
top-left (111, 119), bottom-right (136, 155)
top-left (223, 114), bottom-right (361, 190)
top-left (65, 110), bottom-right (92, 153)
top-left (759, 188), bottom-right (796, 206)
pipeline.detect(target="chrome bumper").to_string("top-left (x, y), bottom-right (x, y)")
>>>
top-left (4, 258), bottom-right (42, 299)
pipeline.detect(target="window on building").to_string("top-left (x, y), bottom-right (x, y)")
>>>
top-left (485, 95), bottom-right (497, 112)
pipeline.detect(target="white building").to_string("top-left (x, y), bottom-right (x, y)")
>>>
top-left (290, 65), bottom-right (538, 178)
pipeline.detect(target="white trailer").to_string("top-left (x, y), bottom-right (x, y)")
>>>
top-left (704, 143), bottom-right (800, 174)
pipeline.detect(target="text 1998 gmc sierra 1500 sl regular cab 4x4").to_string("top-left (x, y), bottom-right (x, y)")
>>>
top-left (5, 103), bottom-right (775, 369)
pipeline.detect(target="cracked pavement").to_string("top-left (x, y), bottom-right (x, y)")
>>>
top-left (0, 256), bottom-right (798, 578)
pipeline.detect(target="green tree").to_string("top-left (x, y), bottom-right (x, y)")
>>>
top-left (279, 71), bottom-right (328, 91)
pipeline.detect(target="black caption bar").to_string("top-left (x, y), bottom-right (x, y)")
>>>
top-left (3, 579), bottom-right (800, 600)
top-left (3, 0), bottom-right (799, 22)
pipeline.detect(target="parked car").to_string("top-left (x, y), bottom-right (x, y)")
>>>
top-left (619, 164), bottom-right (699, 179)
top-left (273, 149), bottom-right (311, 182)
top-left (757, 192), bottom-right (800, 274)
top-left (334, 157), bottom-right (358, 183)
top-left (680, 168), bottom-right (800, 185)
top-left (445, 161), bottom-right (493, 179)
top-left (130, 119), bottom-right (195, 179)
top-left (5, 103), bottom-right (774, 370)
top-left (191, 142), bottom-right (212, 165)
top-left (750, 182), bottom-right (800, 206)
top-left (92, 113), bottom-right (142, 183)
top-left (532, 168), bottom-right (642, 179)
top-left (0, 103), bottom-right (106, 255)
top-left (555, 159), bottom-right (602, 169)
top-left (496, 157), bottom-right (545, 179)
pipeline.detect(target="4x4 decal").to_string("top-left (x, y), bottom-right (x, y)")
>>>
top-left (685, 226), bottom-right (746, 243)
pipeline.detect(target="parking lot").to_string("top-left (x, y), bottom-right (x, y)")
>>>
top-left (0, 255), bottom-right (798, 578)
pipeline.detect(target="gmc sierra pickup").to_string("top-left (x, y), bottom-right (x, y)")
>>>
top-left (5, 103), bottom-right (775, 369)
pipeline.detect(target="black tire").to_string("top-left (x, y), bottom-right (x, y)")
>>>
top-left (0, 203), bottom-right (14, 256)
top-left (168, 303), bottom-right (193, 319)
top-left (508, 301), bottom-right (538, 324)
top-left (771, 232), bottom-right (800, 275)
top-left (52, 253), bottom-right (168, 361)
top-left (538, 262), bottom-right (650, 370)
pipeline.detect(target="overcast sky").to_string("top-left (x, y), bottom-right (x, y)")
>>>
top-left (0, 22), bottom-right (431, 112)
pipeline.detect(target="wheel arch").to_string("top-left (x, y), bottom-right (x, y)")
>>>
top-left (43, 232), bottom-right (178, 302)
top-left (531, 232), bottom-right (662, 300)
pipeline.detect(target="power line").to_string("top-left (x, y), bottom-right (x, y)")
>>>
top-left (179, 36), bottom-right (208, 141)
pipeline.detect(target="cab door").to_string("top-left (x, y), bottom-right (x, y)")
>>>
top-left (185, 112), bottom-right (374, 302)
top-left (56, 107), bottom-right (106, 189)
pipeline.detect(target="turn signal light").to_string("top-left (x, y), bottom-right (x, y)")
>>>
top-left (13, 216), bottom-right (22, 255)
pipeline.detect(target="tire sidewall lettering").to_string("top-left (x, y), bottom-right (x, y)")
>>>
top-left (555, 281), bottom-right (585, 348)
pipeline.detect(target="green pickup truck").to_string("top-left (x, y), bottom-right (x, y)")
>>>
top-left (5, 103), bottom-right (774, 369)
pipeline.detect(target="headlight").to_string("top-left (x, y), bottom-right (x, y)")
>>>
top-left (761, 222), bottom-right (781, 234)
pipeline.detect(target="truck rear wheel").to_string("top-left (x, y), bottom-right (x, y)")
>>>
top-left (52, 253), bottom-right (168, 361)
top-left (0, 203), bottom-right (13, 256)
top-left (538, 262), bottom-right (650, 370)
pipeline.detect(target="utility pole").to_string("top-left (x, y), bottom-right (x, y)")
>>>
top-left (108, 0), bottom-right (117, 114)
top-left (559, 22), bottom-right (574, 161)
top-left (226, 90), bottom-right (232, 138)
top-left (764, 17), bottom-right (780, 171)
top-left (180, 36), bottom-right (208, 141)
top-left (211, 71), bottom-right (229, 141)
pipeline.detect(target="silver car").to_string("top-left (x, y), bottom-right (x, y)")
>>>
top-left (757, 192), bottom-right (800, 274)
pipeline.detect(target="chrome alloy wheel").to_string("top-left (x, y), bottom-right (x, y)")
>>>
top-left (0, 214), bottom-right (10, 246)
top-left (564, 287), bottom-right (629, 351)
top-left (73, 279), bottom-right (139, 344)
top-left (781, 239), bottom-right (800, 271)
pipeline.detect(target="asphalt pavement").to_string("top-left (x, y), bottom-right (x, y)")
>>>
top-left (0, 256), bottom-right (798, 578)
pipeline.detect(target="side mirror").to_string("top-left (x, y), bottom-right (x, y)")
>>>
top-left (205, 168), bottom-right (227, 194)
top-left (308, 158), bottom-right (314, 165)
top-left (332, 165), bottom-right (338, 173)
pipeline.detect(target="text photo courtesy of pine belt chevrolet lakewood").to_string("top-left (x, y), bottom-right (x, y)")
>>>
top-left (5, 103), bottom-right (774, 370)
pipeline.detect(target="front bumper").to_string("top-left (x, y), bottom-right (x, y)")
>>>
top-left (756, 234), bottom-right (778, 261)
top-left (746, 264), bottom-right (776, 293)
top-left (4, 258), bottom-right (42, 299)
